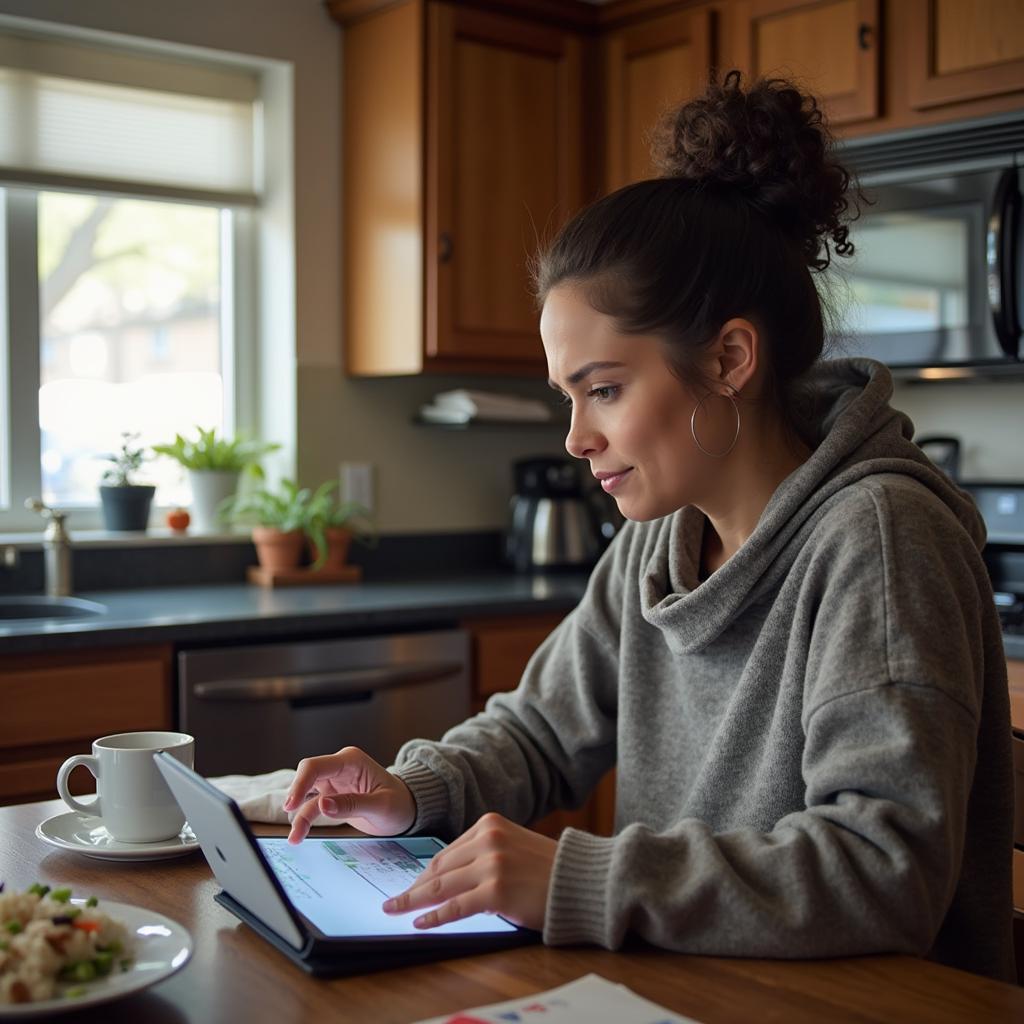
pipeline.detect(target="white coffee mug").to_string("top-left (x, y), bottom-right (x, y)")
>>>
top-left (56, 731), bottom-right (195, 843)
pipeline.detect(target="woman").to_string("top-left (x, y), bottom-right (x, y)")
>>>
top-left (284, 72), bottom-right (1014, 981)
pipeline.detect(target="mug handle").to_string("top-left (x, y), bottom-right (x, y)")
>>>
top-left (56, 754), bottom-right (100, 817)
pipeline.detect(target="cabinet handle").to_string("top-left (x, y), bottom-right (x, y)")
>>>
top-left (858, 23), bottom-right (873, 50)
top-left (438, 232), bottom-right (453, 263)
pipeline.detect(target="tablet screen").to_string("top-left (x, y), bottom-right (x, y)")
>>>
top-left (256, 837), bottom-right (519, 937)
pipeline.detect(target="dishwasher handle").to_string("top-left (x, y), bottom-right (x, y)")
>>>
top-left (192, 660), bottom-right (464, 703)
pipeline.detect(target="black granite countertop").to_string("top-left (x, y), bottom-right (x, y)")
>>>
top-left (0, 573), bottom-right (591, 655)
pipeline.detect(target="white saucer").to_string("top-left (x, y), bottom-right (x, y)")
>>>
top-left (36, 810), bottom-right (200, 861)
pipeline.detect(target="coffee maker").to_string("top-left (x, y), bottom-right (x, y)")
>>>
top-left (505, 456), bottom-right (621, 573)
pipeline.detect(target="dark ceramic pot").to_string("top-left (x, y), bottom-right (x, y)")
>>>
top-left (99, 485), bottom-right (156, 532)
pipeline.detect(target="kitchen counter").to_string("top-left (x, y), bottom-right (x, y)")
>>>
top-left (0, 573), bottom-right (590, 654)
top-left (5, 798), bottom-right (1024, 1023)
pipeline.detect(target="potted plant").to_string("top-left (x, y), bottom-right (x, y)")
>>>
top-left (98, 432), bottom-right (156, 532)
top-left (305, 482), bottom-right (376, 571)
top-left (220, 478), bottom-right (320, 572)
top-left (152, 427), bottom-right (279, 534)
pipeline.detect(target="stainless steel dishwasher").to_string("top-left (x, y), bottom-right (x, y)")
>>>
top-left (178, 629), bottom-right (470, 776)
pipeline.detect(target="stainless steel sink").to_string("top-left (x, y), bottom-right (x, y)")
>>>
top-left (0, 596), bottom-right (107, 621)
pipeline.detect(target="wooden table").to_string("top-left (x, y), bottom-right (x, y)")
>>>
top-left (4, 799), bottom-right (1023, 1023)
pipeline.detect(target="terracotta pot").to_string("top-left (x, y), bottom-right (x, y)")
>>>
top-left (310, 526), bottom-right (353, 571)
top-left (252, 526), bottom-right (304, 571)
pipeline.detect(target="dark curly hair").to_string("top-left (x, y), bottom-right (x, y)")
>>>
top-left (534, 70), bottom-right (863, 436)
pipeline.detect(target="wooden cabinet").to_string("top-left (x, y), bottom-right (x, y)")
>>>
top-left (464, 612), bottom-right (616, 839)
top-left (337, 0), bottom-right (585, 376)
top-left (731, 0), bottom-right (880, 125)
top-left (333, 0), bottom-right (1024, 376)
top-left (1011, 657), bottom-right (1024, 984)
top-left (906, 0), bottom-right (1024, 111)
top-left (0, 645), bottom-right (173, 805)
top-left (604, 6), bottom-right (714, 190)
top-left (1009, 658), bottom-right (1024, 734)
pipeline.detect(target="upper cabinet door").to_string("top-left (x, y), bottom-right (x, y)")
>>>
top-left (906, 0), bottom-right (1024, 110)
top-left (426, 3), bottom-right (584, 366)
top-left (733, 0), bottom-right (880, 125)
top-left (604, 8), bottom-right (714, 191)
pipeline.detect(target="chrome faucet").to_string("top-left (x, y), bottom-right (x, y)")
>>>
top-left (25, 498), bottom-right (72, 597)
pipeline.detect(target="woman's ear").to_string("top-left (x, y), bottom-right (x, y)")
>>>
top-left (711, 318), bottom-right (759, 394)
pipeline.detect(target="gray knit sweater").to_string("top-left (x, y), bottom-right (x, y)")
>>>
top-left (392, 358), bottom-right (1015, 981)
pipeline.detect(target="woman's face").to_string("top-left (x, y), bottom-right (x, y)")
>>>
top-left (541, 283), bottom-right (712, 522)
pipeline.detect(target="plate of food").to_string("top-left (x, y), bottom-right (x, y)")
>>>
top-left (0, 883), bottom-right (192, 1017)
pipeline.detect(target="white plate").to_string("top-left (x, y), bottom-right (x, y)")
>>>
top-left (0, 897), bottom-right (192, 1018)
top-left (35, 812), bottom-right (200, 862)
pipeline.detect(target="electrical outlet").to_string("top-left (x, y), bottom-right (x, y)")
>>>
top-left (340, 462), bottom-right (375, 514)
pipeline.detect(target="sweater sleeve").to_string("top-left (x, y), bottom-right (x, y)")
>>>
top-left (544, 480), bottom-right (994, 958)
top-left (545, 683), bottom-right (977, 954)
top-left (390, 530), bottom-right (628, 837)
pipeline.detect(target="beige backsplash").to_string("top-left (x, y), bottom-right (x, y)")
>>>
top-left (298, 369), bottom-right (1024, 536)
top-left (893, 381), bottom-right (1024, 482)
top-left (296, 365), bottom-right (569, 534)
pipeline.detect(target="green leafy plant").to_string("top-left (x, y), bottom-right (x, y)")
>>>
top-left (220, 478), bottom-right (313, 533)
top-left (305, 481), bottom-right (377, 569)
top-left (101, 432), bottom-right (148, 487)
top-left (152, 427), bottom-right (279, 473)
top-left (222, 478), bottom-right (378, 569)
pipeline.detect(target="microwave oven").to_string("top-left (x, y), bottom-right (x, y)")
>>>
top-left (832, 113), bottom-right (1024, 379)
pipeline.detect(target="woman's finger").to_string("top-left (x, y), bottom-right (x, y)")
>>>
top-left (283, 747), bottom-right (364, 811)
top-left (415, 834), bottom-right (480, 884)
top-left (286, 793), bottom-right (325, 844)
top-left (412, 882), bottom-right (496, 929)
top-left (383, 862), bottom-right (478, 916)
top-left (417, 813), bottom-right (506, 879)
top-left (283, 756), bottom-right (333, 811)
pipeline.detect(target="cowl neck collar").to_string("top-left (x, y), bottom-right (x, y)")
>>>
top-left (639, 358), bottom-right (985, 655)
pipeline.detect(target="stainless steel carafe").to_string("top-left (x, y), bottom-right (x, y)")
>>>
top-left (504, 457), bottom-right (620, 573)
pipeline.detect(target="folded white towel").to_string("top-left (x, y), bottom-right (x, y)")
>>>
top-left (209, 768), bottom-right (334, 827)
top-left (418, 403), bottom-right (473, 424)
top-left (431, 388), bottom-right (552, 421)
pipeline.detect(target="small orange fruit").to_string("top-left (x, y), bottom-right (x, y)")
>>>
top-left (167, 507), bottom-right (191, 532)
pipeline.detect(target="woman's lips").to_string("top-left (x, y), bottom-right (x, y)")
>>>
top-left (599, 468), bottom-right (633, 493)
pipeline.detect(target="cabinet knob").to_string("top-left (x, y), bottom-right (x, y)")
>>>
top-left (438, 232), bottom-right (453, 264)
top-left (858, 22), bottom-right (873, 50)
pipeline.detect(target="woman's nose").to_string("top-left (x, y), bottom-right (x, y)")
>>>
top-left (565, 411), bottom-right (604, 460)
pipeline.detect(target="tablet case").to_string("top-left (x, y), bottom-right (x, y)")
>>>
top-left (213, 890), bottom-right (501, 978)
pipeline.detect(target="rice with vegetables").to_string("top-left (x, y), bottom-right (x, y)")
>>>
top-left (0, 884), bottom-right (132, 1005)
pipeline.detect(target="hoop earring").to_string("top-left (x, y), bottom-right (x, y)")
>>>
top-left (690, 387), bottom-right (741, 458)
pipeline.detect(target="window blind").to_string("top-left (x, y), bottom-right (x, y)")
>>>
top-left (0, 29), bottom-right (261, 205)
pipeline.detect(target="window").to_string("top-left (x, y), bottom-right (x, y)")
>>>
top-left (0, 26), bottom-right (262, 530)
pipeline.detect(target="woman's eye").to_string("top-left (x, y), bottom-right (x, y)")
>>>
top-left (556, 392), bottom-right (572, 406)
top-left (588, 385), bottom-right (620, 402)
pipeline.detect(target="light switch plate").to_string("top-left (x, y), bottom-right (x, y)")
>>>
top-left (340, 462), bottom-right (374, 514)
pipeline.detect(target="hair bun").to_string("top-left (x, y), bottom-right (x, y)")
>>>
top-left (651, 69), bottom-right (858, 271)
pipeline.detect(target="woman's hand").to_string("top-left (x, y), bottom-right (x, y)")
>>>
top-left (283, 747), bottom-right (416, 843)
top-left (382, 812), bottom-right (557, 932)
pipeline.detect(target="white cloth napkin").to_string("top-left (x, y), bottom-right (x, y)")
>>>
top-left (209, 768), bottom-right (334, 828)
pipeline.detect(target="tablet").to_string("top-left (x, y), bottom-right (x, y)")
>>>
top-left (153, 752), bottom-right (534, 976)
top-left (256, 835), bottom-right (519, 938)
